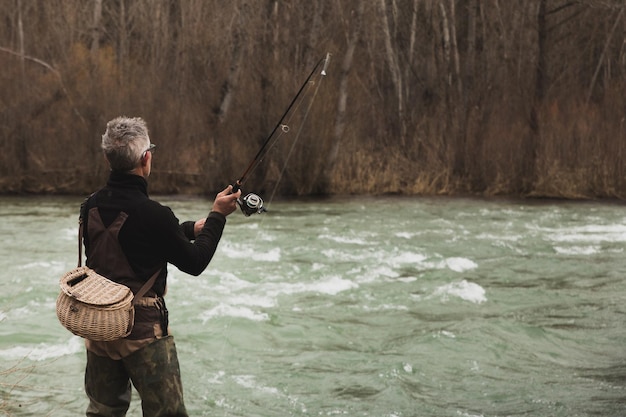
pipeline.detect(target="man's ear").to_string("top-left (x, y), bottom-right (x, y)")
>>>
top-left (141, 151), bottom-right (150, 167)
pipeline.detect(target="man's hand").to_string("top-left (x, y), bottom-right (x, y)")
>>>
top-left (193, 186), bottom-right (241, 237)
top-left (211, 185), bottom-right (241, 217)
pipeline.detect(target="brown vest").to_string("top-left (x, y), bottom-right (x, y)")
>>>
top-left (85, 207), bottom-right (164, 341)
top-left (86, 208), bottom-right (139, 286)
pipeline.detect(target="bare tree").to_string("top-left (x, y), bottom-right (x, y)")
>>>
top-left (0, 0), bottom-right (626, 196)
top-left (587, 5), bottom-right (625, 103)
top-left (327, 1), bottom-right (365, 173)
top-left (90, 0), bottom-right (102, 58)
top-left (379, 0), bottom-right (407, 146)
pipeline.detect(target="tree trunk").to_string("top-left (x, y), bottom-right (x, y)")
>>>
top-left (17, 0), bottom-right (25, 79)
top-left (90, 0), bottom-right (102, 58)
top-left (587, 6), bottom-right (624, 104)
top-left (527, 0), bottom-right (547, 192)
top-left (328, 1), bottom-right (364, 175)
top-left (379, 0), bottom-right (407, 146)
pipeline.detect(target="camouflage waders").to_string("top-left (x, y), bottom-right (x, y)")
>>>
top-left (85, 336), bottom-right (188, 417)
top-left (83, 207), bottom-right (185, 416)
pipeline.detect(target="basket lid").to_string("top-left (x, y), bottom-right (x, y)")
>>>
top-left (60, 267), bottom-right (133, 306)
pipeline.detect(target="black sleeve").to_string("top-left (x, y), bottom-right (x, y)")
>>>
top-left (181, 221), bottom-right (196, 240)
top-left (145, 202), bottom-right (226, 276)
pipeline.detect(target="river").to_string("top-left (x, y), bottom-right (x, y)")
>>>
top-left (1, 195), bottom-right (625, 416)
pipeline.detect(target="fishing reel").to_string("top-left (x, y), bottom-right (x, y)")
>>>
top-left (237, 193), bottom-right (267, 216)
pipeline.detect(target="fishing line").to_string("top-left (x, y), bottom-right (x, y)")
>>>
top-left (212, 54), bottom-right (330, 411)
top-left (265, 66), bottom-right (327, 206)
top-left (233, 53), bottom-right (331, 216)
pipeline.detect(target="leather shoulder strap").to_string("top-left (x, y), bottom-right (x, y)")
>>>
top-left (77, 220), bottom-right (83, 267)
top-left (133, 269), bottom-right (161, 304)
top-left (77, 190), bottom-right (98, 267)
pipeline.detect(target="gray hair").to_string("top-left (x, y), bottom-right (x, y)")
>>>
top-left (101, 116), bottom-right (151, 172)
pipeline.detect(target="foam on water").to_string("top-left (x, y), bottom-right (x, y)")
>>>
top-left (457, 412), bottom-right (485, 417)
top-left (311, 262), bottom-right (325, 271)
top-left (248, 274), bottom-right (358, 298)
top-left (435, 330), bottom-right (456, 339)
top-left (414, 256), bottom-right (478, 273)
top-left (318, 233), bottom-right (370, 245)
top-left (322, 247), bottom-right (477, 277)
top-left (362, 303), bottom-right (409, 312)
top-left (232, 374), bottom-right (280, 395)
top-left (544, 224), bottom-right (626, 243)
top-left (207, 271), bottom-right (255, 292)
top-left (18, 260), bottom-right (67, 271)
top-left (61, 227), bottom-right (78, 240)
top-left (3, 299), bottom-right (56, 320)
top-left (199, 304), bottom-right (269, 322)
top-left (0, 336), bottom-right (82, 361)
top-left (432, 280), bottom-right (487, 304)
top-left (476, 232), bottom-right (521, 242)
top-left (389, 251), bottom-right (428, 265)
top-left (554, 245), bottom-right (601, 255)
top-left (198, 274), bottom-right (359, 321)
top-left (321, 248), bottom-right (367, 262)
top-left (358, 265), bottom-right (399, 282)
top-left (200, 246), bottom-right (481, 318)
top-left (275, 275), bottom-right (358, 296)
top-left (219, 241), bottom-right (281, 262)
top-left (444, 257), bottom-right (478, 272)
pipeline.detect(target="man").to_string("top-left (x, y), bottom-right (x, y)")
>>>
top-left (80, 116), bottom-right (240, 416)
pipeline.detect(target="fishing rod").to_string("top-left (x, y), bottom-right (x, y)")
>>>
top-left (233, 52), bottom-right (331, 216)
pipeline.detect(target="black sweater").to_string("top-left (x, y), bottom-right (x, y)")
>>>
top-left (81, 172), bottom-right (226, 296)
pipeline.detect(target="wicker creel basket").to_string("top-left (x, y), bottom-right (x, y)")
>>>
top-left (56, 266), bottom-right (135, 341)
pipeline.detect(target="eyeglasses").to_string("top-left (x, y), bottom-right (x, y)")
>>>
top-left (142, 143), bottom-right (156, 158)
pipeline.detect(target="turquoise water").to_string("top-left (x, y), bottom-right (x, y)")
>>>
top-left (1, 196), bottom-right (626, 416)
